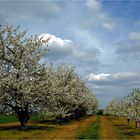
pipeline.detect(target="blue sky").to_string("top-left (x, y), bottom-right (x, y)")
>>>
top-left (0, 0), bottom-right (140, 108)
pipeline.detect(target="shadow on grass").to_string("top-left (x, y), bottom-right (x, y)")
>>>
top-left (37, 119), bottom-right (76, 125)
top-left (123, 131), bottom-right (140, 136)
top-left (37, 119), bottom-right (58, 124)
top-left (0, 125), bottom-right (54, 131)
top-left (113, 124), bottom-right (130, 129)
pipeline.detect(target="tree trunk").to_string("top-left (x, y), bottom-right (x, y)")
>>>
top-left (15, 106), bottom-right (29, 130)
top-left (135, 120), bottom-right (138, 128)
top-left (20, 122), bottom-right (27, 129)
top-left (4, 103), bottom-right (29, 129)
top-left (127, 118), bottom-right (130, 125)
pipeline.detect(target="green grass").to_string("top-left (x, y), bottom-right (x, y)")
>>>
top-left (30, 114), bottom-right (42, 122)
top-left (78, 116), bottom-right (100, 139)
top-left (0, 114), bottom-right (41, 124)
top-left (0, 114), bottom-right (18, 123)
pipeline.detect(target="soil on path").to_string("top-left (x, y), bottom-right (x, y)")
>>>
top-left (42, 115), bottom-right (97, 139)
top-left (100, 116), bottom-right (118, 139)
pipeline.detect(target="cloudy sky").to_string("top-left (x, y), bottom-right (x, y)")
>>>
top-left (0, 0), bottom-right (140, 108)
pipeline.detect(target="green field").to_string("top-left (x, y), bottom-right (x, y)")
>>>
top-left (0, 114), bottom-right (41, 123)
top-left (0, 114), bottom-right (18, 123)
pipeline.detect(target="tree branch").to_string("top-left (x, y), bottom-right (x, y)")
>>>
top-left (5, 45), bottom-right (15, 55)
top-left (1, 56), bottom-right (15, 66)
top-left (3, 103), bottom-right (14, 109)
top-left (0, 35), bottom-right (5, 58)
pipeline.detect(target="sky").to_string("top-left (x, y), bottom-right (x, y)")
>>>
top-left (0, 0), bottom-right (140, 108)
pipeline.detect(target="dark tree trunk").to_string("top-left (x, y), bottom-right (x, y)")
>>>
top-left (4, 103), bottom-right (29, 129)
top-left (127, 118), bottom-right (130, 125)
top-left (20, 122), bottom-right (27, 128)
top-left (14, 106), bottom-right (29, 129)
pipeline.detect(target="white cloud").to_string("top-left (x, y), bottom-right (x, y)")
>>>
top-left (84, 0), bottom-right (116, 30)
top-left (88, 72), bottom-right (140, 108)
top-left (40, 33), bottom-right (101, 72)
top-left (88, 73), bottom-right (110, 81)
top-left (40, 33), bottom-right (74, 60)
top-left (112, 72), bottom-right (137, 80)
top-left (102, 21), bottom-right (116, 30)
top-left (129, 32), bottom-right (140, 41)
top-left (86, 0), bottom-right (101, 11)
top-left (42, 33), bottom-right (73, 48)
top-left (88, 72), bottom-right (140, 86)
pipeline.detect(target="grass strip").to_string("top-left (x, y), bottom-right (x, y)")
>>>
top-left (0, 114), bottom-right (41, 124)
top-left (78, 116), bottom-right (100, 139)
top-left (0, 114), bottom-right (17, 123)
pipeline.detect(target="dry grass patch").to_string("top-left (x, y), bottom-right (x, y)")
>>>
top-left (100, 116), bottom-right (117, 139)
top-left (108, 116), bottom-right (140, 139)
top-left (42, 115), bottom-right (97, 139)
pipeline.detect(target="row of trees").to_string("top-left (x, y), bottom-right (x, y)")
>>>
top-left (36, 65), bottom-right (98, 120)
top-left (104, 89), bottom-right (140, 128)
top-left (0, 24), bottom-right (98, 128)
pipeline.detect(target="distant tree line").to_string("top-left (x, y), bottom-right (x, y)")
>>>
top-left (104, 89), bottom-right (140, 128)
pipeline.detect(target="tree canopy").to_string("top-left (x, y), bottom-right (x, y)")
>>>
top-left (104, 89), bottom-right (140, 128)
top-left (0, 24), bottom-right (98, 128)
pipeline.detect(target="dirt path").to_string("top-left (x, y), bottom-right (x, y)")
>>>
top-left (43, 116), bottom-right (97, 139)
top-left (100, 116), bottom-right (118, 139)
top-left (0, 122), bottom-right (20, 127)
